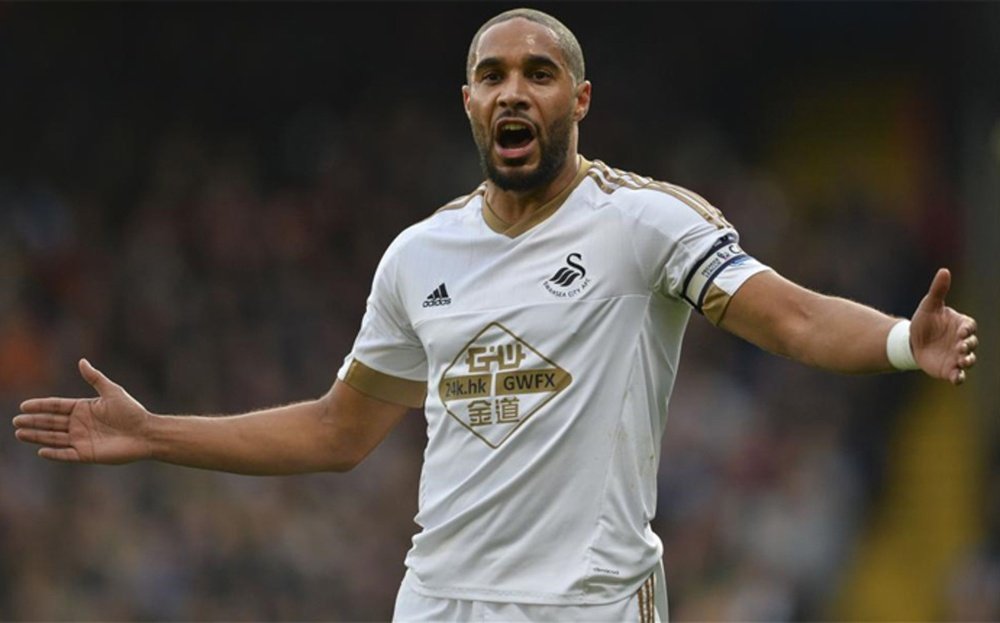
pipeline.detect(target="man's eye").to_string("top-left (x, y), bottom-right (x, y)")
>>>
top-left (481, 72), bottom-right (501, 83)
top-left (531, 70), bottom-right (553, 81)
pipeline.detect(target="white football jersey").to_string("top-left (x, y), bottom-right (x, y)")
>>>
top-left (338, 157), bottom-right (771, 605)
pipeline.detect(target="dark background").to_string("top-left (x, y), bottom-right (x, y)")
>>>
top-left (1, 3), bottom-right (997, 621)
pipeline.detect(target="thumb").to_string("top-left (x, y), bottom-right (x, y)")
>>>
top-left (79, 358), bottom-right (116, 396)
top-left (920, 268), bottom-right (951, 312)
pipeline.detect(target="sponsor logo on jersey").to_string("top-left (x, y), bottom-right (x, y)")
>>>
top-left (422, 283), bottom-right (451, 307)
top-left (543, 252), bottom-right (592, 298)
top-left (439, 322), bottom-right (572, 448)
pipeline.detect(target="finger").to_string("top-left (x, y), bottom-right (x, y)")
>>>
top-left (19, 397), bottom-right (77, 415)
top-left (923, 268), bottom-right (951, 310)
top-left (13, 413), bottom-right (70, 432)
top-left (79, 358), bottom-right (116, 396)
top-left (961, 335), bottom-right (979, 354)
top-left (960, 352), bottom-right (977, 369)
top-left (958, 316), bottom-right (979, 343)
top-left (15, 428), bottom-right (71, 447)
top-left (953, 369), bottom-right (966, 386)
top-left (38, 447), bottom-right (81, 462)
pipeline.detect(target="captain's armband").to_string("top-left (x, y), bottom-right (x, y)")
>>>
top-left (681, 234), bottom-right (752, 314)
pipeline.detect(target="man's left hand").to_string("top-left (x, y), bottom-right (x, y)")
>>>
top-left (911, 268), bottom-right (979, 385)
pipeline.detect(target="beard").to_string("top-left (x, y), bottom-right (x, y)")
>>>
top-left (472, 113), bottom-right (573, 192)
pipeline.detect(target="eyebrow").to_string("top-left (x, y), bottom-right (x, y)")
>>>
top-left (473, 54), bottom-right (562, 76)
top-left (473, 57), bottom-right (504, 75)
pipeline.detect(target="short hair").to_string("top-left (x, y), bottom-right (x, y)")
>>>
top-left (466, 8), bottom-right (586, 85)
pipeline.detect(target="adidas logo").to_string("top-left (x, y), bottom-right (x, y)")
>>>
top-left (422, 283), bottom-right (452, 308)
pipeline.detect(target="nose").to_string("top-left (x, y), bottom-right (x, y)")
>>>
top-left (497, 73), bottom-right (529, 110)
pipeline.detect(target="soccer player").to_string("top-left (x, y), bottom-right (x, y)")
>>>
top-left (12, 8), bottom-right (979, 622)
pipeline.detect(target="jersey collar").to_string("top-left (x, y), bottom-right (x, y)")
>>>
top-left (482, 156), bottom-right (592, 238)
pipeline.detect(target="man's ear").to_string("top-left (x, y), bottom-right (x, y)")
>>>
top-left (462, 85), bottom-right (472, 119)
top-left (573, 80), bottom-right (592, 122)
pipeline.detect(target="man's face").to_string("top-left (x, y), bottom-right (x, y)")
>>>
top-left (463, 18), bottom-right (590, 192)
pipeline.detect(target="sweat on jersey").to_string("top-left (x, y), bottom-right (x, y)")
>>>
top-left (337, 157), bottom-right (771, 605)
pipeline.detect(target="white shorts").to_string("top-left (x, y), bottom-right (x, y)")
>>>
top-left (393, 563), bottom-right (668, 622)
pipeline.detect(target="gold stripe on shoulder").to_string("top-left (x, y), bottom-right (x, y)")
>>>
top-left (585, 161), bottom-right (623, 194)
top-left (587, 161), bottom-right (731, 229)
top-left (584, 169), bottom-right (616, 195)
top-left (586, 160), bottom-right (648, 193)
top-left (433, 185), bottom-right (486, 215)
top-left (649, 181), bottom-right (732, 229)
top-left (624, 170), bottom-right (651, 189)
top-left (342, 360), bottom-right (426, 408)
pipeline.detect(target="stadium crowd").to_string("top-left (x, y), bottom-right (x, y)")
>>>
top-left (1, 4), bottom-right (996, 621)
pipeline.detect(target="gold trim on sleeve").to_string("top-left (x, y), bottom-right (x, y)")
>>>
top-left (342, 360), bottom-right (426, 408)
top-left (701, 282), bottom-right (733, 325)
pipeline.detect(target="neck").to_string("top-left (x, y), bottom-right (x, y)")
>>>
top-left (485, 152), bottom-right (582, 226)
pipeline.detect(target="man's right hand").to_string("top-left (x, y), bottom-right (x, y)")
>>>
top-left (14, 360), bottom-right (410, 475)
top-left (13, 359), bottom-right (152, 464)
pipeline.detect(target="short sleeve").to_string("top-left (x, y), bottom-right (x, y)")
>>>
top-left (337, 242), bottom-right (428, 408)
top-left (627, 186), bottom-right (771, 325)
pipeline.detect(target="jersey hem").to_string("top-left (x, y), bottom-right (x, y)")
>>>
top-left (405, 573), bottom-right (651, 606)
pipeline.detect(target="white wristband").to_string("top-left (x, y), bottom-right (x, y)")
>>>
top-left (886, 320), bottom-right (919, 370)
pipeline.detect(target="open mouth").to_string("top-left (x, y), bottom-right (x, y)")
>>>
top-left (494, 120), bottom-right (537, 160)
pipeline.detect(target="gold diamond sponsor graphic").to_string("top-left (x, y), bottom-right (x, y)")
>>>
top-left (439, 322), bottom-right (571, 448)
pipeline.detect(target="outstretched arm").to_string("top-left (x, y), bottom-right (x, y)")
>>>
top-left (719, 268), bottom-right (978, 384)
top-left (13, 359), bottom-right (410, 474)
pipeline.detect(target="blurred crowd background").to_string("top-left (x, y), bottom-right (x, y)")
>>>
top-left (1, 3), bottom-right (998, 621)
